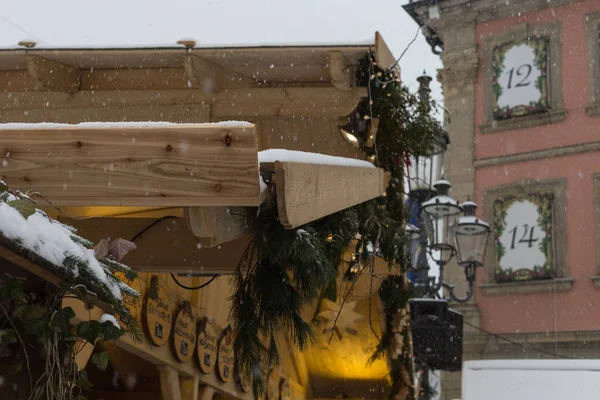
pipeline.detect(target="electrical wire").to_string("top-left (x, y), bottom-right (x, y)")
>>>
top-left (170, 274), bottom-right (219, 290)
top-left (462, 320), bottom-right (572, 359)
top-left (129, 216), bottom-right (219, 291)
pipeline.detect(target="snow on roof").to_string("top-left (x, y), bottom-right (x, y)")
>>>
top-left (258, 149), bottom-right (375, 168)
top-left (0, 121), bottom-right (254, 130)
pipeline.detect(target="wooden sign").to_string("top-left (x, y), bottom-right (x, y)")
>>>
top-left (236, 368), bottom-right (252, 393)
top-left (493, 37), bottom-right (549, 119)
top-left (280, 379), bottom-right (291, 400)
top-left (493, 192), bottom-right (554, 282)
top-left (196, 318), bottom-right (218, 374)
top-left (114, 271), bottom-right (142, 327)
top-left (172, 303), bottom-right (196, 362)
top-left (143, 277), bottom-right (172, 346)
top-left (217, 328), bottom-right (234, 382)
top-left (267, 369), bottom-right (280, 400)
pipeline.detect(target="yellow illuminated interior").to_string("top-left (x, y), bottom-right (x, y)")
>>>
top-left (40, 206), bottom-right (185, 219)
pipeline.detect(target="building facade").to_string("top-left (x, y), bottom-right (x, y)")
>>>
top-left (405, 0), bottom-right (600, 398)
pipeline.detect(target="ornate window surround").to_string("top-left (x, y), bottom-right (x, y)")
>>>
top-left (592, 174), bottom-right (600, 287)
top-left (585, 11), bottom-right (600, 117)
top-left (480, 22), bottom-right (566, 134)
top-left (480, 178), bottom-right (571, 296)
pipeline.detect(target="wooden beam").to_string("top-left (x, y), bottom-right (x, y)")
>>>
top-left (158, 365), bottom-right (181, 400)
top-left (185, 206), bottom-right (248, 248)
top-left (212, 87), bottom-right (366, 118)
top-left (0, 124), bottom-right (261, 207)
top-left (328, 52), bottom-right (354, 91)
top-left (0, 87), bottom-right (365, 119)
top-left (375, 32), bottom-right (398, 73)
top-left (26, 55), bottom-right (81, 93)
top-left (272, 162), bottom-right (386, 229)
top-left (184, 54), bottom-right (258, 93)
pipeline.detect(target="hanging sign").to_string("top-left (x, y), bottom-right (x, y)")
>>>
top-left (172, 302), bottom-right (196, 362)
top-left (279, 378), bottom-right (291, 400)
top-left (114, 271), bottom-right (142, 327)
top-left (236, 368), bottom-right (252, 393)
top-left (493, 192), bottom-right (554, 282)
top-left (143, 276), bottom-right (172, 346)
top-left (217, 327), bottom-right (234, 382)
top-left (492, 37), bottom-right (549, 119)
top-left (196, 318), bottom-right (218, 374)
top-left (267, 369), bottom-right (280, 400)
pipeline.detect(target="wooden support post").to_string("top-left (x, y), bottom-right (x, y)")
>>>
top-left (158, 365), bottom-right (182, 400)
top-left (26, 55), bottom-right (81, 93)
top-left (198, 385), bottom-right (215, 400)
top-left (328, 52), bottom-right (354, 91)
top-left (74, 341), bottom-right (95, 371)
top-left (180, 376), bottom-right (199, 400)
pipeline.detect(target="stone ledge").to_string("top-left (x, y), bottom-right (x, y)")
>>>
top-left (586, 104), bottom-right (600, 117)
top-left (474, 141), bottom-right (600, 168)
top-left (479, 109), bottom-right (567, 134)
top-left (590, 276), bottom-right (600, 288)
top-left (479, 277), bottom-right (574, 296)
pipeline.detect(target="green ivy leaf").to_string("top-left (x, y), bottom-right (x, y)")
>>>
top-left (91, 351), bottom-right (110, 371)
top-left (77, 370), bottom-right (94, 391)
top-left (0, 329), bottom-right (17, 344)
top-left (101, 321), bottom-right (123, 342)
top-left (50, 307), bottom-right (75, 333)
top-left (76, 321), bottom-right (103, 344)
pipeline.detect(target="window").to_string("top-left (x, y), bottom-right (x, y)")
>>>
top-left (481, 22), bottom-right (565, 134)
top-left (585, 11), bottom-right (600, 117)
top-left (480, 178), bottom-right (571, 295)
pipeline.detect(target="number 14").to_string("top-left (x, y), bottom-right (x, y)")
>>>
top-left (509, 224), bottom-right (539, 250)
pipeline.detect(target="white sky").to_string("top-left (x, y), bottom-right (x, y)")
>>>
top-left (0, 0), bottom-right (443, 103)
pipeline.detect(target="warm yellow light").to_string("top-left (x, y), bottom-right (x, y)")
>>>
top-left (339, 128), bottom-right (360, 148)
top-left (326, 233), bottom-right (334, 243)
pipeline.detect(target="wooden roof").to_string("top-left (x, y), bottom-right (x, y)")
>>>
top-left (0, 32), bottom-right (396, 85)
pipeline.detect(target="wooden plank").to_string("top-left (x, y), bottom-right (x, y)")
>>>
top-left (375, 32), bottom-right (398, 72)
top-left (26, 55), bottom-right (81, 93)
top-left (185, 206), bottom-right (248, 248)
top-left (211, 87), bottom-right (367, 118)
top-left (273, 162), bottom-right (386, 229)
top-left (0, 104), bottom-right (211, 124)
top-left (185, 55), bottom-right (258, 93)
top-left (0, 124), bottom-right (261, 206)
top-left (0, 87), bottom-right (365, 119)
top-left (158, 365), bottom-right (181, 400)
top-left (328, 52), bottom-right (354, 91)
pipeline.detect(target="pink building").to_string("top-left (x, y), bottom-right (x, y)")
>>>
top-left (406, 0), bottom-right (600, 398)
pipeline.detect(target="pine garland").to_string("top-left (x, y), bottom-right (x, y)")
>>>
top-left (232, 52), bottom-right (444, 399)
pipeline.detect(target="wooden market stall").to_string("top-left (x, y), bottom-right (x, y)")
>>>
top-left (0, 32), bottom-right (408, 400)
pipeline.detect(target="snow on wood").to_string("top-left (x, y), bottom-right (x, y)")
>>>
top-left (0, 204), bottom-right (122, 299)
top-left (259, 149), bottom-right (375, 168)
top-left (0, 121), bottom-right (254, 130)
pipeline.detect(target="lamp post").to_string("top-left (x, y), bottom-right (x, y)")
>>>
top-left (406, 72), bottom-right (492, 303)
